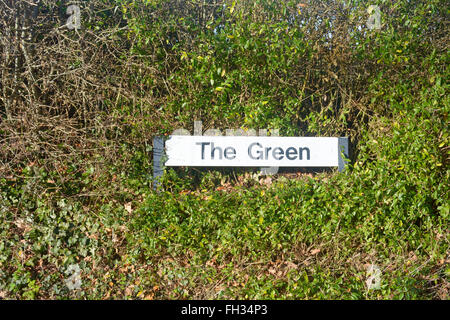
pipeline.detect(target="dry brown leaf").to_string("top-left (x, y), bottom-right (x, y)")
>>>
top-left (125, 286), bottom-right (133, 296)
top-left (124, 202), bottom-right (132, 214)
top-left (285, 261), bottom-right (297, 269)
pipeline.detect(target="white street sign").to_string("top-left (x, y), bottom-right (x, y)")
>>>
top-left (164, 136), bottom-right (341, 167)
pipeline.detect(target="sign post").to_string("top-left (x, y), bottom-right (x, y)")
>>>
top-left (153, 136), bottom-right (165, 190)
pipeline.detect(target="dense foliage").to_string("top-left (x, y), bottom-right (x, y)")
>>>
top-left (0, 0), bottom-right (448, 299)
